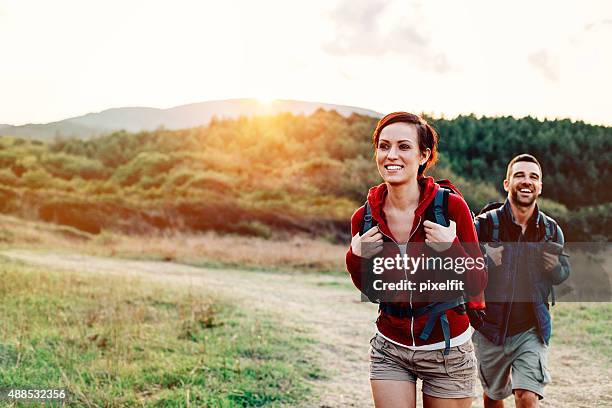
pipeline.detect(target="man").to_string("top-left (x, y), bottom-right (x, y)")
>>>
top-left (473, 154), bottom-right (571, 408)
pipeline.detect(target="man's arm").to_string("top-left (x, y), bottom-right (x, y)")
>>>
top-left (545, 224), bottom-right (571, 285)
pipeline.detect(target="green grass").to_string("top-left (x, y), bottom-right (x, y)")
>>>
top-left (0, 256), bottom-right (321, 407)
top-left (551, 302), bottom-right (612, 363)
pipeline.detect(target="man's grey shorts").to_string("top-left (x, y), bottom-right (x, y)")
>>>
top-left (472, 328), bottom-right (551, 400)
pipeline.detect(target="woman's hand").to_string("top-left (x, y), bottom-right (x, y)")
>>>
top-left (423, 220), bottom-right (456, 252)
top-left (351, 226), bottom-right (383, 258)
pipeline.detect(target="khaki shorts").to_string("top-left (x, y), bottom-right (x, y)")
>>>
top-left (369, 333), bottom-right (477, 399)
top-left (473, 328), bottom-right (551, 400)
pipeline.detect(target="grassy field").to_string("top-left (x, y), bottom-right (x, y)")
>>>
top-left (1, 215), bottom-right (610, 406)
top-left (0, 213), bottom-right (347, 275)
top-left (551, 302), bottom-right (612, 362)
top-left (0, 256), bottom-right (322, 407)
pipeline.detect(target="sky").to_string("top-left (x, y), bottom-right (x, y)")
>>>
top-left (1, 0), bottom-right (611, 126)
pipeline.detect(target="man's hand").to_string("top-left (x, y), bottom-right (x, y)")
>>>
top-left (542, 251), bottom-right (560, 271)
top-left (424, 220), bottom-right (456, 252)
top-left (483, 244), bottom-right (504, 266)
top-left (351, 226), bottom-right (383, 258)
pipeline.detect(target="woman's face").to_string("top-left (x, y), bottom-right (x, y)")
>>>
top-left (376, 122), bottom-right (430, 185)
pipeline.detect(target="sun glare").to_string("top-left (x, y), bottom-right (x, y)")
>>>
top-left (256, 94), bottom-right (276, 105)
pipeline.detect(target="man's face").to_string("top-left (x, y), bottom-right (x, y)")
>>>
top-left (503, 161), bottom-right (542, 207)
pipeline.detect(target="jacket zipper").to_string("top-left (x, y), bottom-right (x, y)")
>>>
top-left (502, 231), bottom-right (522, 342)
top-left (378, 215), bottom-right (422, 346)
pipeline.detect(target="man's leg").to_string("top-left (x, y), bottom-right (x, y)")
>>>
top-left (473, 331), bottom-right (513, 405)
top-left (510, 329), bottom-right (550, 405)
top-left (513, 389), bottom-right (539, 408)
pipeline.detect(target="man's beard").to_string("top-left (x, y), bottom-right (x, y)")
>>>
top-left (511, 188), bottom-right (537, 207)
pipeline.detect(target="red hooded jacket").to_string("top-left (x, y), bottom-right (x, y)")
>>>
top-left (346, 176), bottom-right (487, 347)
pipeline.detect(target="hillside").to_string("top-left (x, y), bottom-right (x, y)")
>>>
top-left (0, 99), bottom-right (382, 140)
top-left (0, 109), bottom-right (609, 242)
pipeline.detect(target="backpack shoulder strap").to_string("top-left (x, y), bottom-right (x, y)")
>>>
top-left (361, 201), bottom-right (375, 235)
top-left (489, 208), bottom-right (502, 242)
top-left (538, 210), bottom-right (560, 306)
top-left (539, 211), bottom-right (556, 242)
top-left (431, 187), bottom-right (450, 227)
top-left (474, 213), bottom-right (487, 237)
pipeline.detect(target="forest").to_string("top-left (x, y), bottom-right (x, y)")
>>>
top-left (0, 110), bottom-right (609, 242)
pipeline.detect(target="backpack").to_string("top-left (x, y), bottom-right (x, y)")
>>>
top-left (477, 202), bottom-right (556, 243)
top-left (477, 202), bottom-right (559, 303)
top-left (361, 179), bottom-right (465, 234)
top-left (360, 180), bottom-right (486, 354)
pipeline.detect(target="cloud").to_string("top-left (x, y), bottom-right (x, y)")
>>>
top-left (584, 19), bottom-right (612, 31)
top-left (528, 50), bottom-right (558, 82)
top-left (328, 0), bottom-right (389, 35)
top-left (323, 0), bottom-right (452, 73)
top-left (530, 18), bottom-right (611, 83)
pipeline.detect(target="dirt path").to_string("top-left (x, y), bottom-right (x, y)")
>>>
top-left (2, 250), bottom-right (610, 407)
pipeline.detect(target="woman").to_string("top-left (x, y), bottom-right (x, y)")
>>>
top-left (345, 112), bottom-right (487, 408)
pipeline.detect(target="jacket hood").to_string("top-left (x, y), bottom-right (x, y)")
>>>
top-left (366, 176), bottom-right (440, 232)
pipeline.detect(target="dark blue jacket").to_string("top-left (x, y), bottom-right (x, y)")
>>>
top-left (474, 200), bottom-right (570, 345)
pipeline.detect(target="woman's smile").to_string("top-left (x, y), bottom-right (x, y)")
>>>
top-left (384, 164), bottom-right (404, 172)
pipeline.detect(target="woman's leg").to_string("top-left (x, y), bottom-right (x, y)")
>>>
top-left (415, 340), bottom-right (477, 408)
top-left (371, 379), bottom-right (417, 408)
top-left (422, 394), bottom-right (472, 408)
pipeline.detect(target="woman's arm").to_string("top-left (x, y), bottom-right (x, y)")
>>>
top-left (345, 205), bottom-right (366, 292)
top-left (446, 194), bottom-right (488, 297)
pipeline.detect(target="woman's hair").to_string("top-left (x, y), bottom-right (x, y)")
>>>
top-left (372, 112), bottom-right (438, 176)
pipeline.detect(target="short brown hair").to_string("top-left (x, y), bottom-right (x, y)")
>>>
top-left (506, 154), bottom-right (542, 180)
top-left (372, 112), bottom-right (438, 176)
